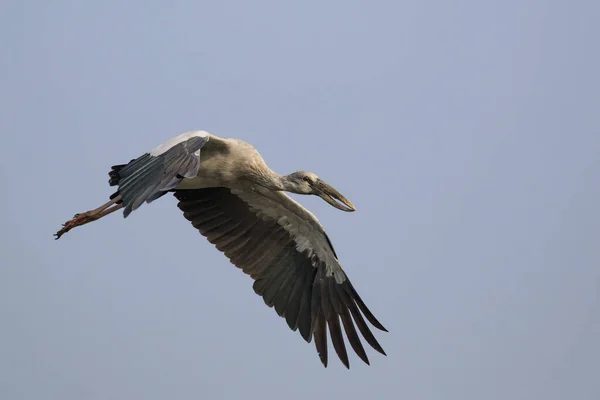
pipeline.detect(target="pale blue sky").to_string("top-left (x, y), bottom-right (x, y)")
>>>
top-left (1, 1), bottom-right (599, 399)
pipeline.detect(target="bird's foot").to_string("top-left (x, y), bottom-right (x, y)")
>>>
top-left (54, 212), bottom-right (95, 240)
top-left (54, 199), bottom-right (123, 240)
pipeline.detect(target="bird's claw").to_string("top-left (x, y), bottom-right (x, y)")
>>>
top-left (54, 212), bottom-right (93, 240)
top-left (55, 221), bottom-right (74, 240)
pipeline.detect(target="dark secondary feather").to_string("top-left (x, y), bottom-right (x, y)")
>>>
top-left (173, 187), bottom-right (387, 368)
top-left (109, 136), bottom-right (208, 217)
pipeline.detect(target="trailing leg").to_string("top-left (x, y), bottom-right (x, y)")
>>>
top-left (54, 195), bottom-right (123, 239)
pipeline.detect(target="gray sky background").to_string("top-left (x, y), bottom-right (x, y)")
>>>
top-left (1, 1), bottom-right (599, 399)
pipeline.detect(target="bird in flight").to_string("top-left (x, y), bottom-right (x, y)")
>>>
top-left (55, 130), bottom-right (387, 368)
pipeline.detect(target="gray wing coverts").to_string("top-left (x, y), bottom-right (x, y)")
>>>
top-left (111, 136), bottom-right (207, 217)
top-left (173, 187), bottom-right (387, 368)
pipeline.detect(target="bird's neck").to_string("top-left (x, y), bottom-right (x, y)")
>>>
top-left (252, 170), bottom-right (300, 193)
top-left (249, 169), bottom-right (287, 191)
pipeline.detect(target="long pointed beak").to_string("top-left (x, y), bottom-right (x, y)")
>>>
top-left (315, 179), bottom-right (356, 212)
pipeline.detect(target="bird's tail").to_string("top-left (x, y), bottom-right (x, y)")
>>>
top-left (108, 162), bottom-right (131, 187)
top-left (107, 162), bottom-right (132, 204)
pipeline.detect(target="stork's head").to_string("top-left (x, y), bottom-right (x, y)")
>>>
top-left (286, 171), bottom-right (356, 212)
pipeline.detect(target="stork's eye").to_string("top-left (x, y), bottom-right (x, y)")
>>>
top-left (302, 176), bottom-right (311, 182)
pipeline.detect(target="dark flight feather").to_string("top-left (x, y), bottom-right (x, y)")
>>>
top-left (173, 188), bottom-right (387, 368)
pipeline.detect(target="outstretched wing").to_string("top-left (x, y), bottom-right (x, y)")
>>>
top-left (173, 186), bottom-right (387, 368)
top-left (109, 131), bottom-right (209, 217)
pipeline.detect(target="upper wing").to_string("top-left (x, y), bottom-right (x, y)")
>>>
top-left (109, 131), bottom-right (209, 217)
top-left (173, 186), bottom-right (387, 368)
